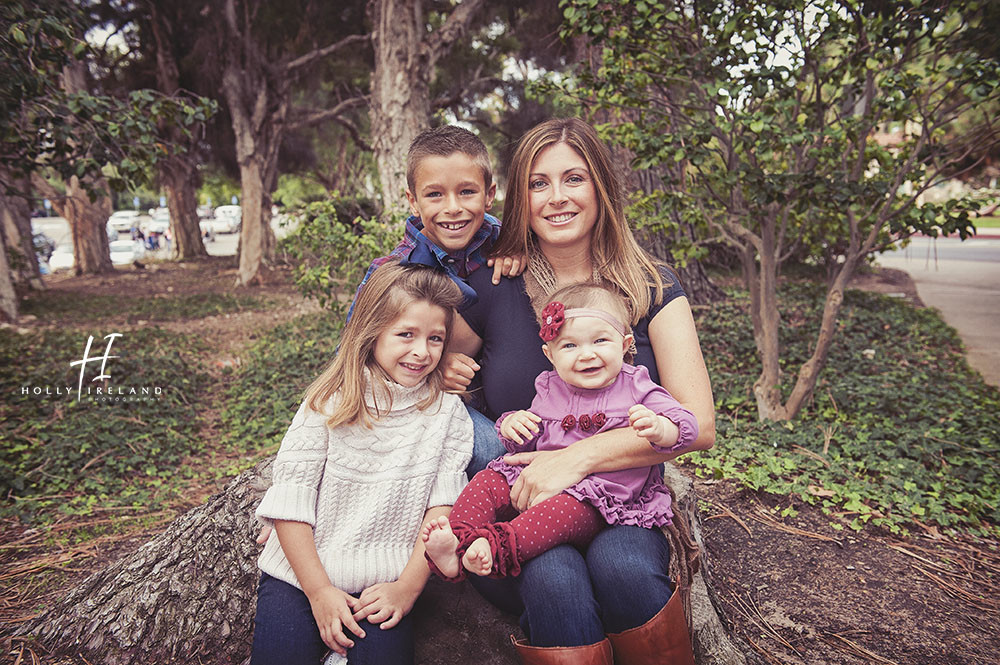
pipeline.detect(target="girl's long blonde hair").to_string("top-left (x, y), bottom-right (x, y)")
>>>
top-left (303, 261), bottom-right (463, 428)
top-left (491, 117), bottom-right (666, 325)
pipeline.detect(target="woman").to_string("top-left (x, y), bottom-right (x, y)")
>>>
top-left (443, 117), bottom-right (715, 664)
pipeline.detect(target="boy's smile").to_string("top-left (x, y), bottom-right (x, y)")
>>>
top-left (406, 152), bottom-right (496, 255)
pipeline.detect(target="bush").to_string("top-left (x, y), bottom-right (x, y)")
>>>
top-left (278, 198), bottom-right (399, 314)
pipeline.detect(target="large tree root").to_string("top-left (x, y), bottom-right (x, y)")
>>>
top-left (17, 463), bottom-right (749, 664)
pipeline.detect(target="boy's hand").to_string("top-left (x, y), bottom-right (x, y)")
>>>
top-left (353, 579), bottom-right (420, 630)
top-left (488, 254), bottom-right (526, 285)
top-left (500, 410), bottom-right (541, 445)
top-left (628, 404), bottom-right (678, 447)
top-left (307, 585), bottom-right (365, 656)
top-left (441, 352), bottom-right (479, 391)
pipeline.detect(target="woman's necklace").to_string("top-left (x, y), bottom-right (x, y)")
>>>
top-left (523, 237), bottom-right (602, 319)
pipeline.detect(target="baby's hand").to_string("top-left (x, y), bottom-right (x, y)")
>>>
top-left (500, 410), bottom-right (541, 445)
top-left (628, 404), bottom-right (674, 447)
top-left (488, 254), bottom-right (527, 285)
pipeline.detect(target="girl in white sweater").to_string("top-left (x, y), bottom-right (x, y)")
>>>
top-left (250, 262), bottom-right (474, 665)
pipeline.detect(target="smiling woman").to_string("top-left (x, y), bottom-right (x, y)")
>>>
top-left (441, 117), bottom-right (716, 664)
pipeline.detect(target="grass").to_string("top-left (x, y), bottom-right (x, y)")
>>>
top-left (973, 215), bottom-right (1000, 229)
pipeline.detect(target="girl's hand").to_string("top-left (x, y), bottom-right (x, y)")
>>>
top-left (487, 254), bottom-right (526, 284)
top-left (307, 585), bottom-right (365, 657)
top-left (353, 579), bottom-right (421, 629)
top-left (628, 405), bottom-right (678, 448)
top-left (500, 410), bottom-right (541, 446)
top-left (441, 352), bottom-right (479, 391)
top-left (255, 524), bottom-right (272, 545)
top-left (504, 448), bottom-right (587, 511)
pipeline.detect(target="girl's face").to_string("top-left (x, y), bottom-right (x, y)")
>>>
top-left (527, 142), bottom-right (599, 253)
top-left (373, 300), bottom-right (448, 387)
top-left (542, 315), bottom-right (633, 390)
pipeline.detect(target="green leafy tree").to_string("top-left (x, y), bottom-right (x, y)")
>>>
top-left (1, 0), bottom-right (215, 292)
top-left (558, 0), bottom-right (1000, 420)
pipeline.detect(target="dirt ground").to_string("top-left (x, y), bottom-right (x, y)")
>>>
top-left (3, 259), bottom-right (998, 665)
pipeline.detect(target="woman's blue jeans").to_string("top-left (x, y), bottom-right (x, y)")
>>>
top-left (463, 406), bottom-right (674, 647)
top-left (250, 573), bottom-right (414, 665)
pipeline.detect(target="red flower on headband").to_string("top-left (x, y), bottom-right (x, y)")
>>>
top-left (561, 415), bottom-right (576, 430)
top-left (579, 413), bottom-right (593, 431)
top-left (539, 302), bottom-right (566, 342)
top-left (592, 412), bottom-right (607, 429)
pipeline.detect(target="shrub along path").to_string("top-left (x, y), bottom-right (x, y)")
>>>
top-left (1, 259), bottom-right (998, 664)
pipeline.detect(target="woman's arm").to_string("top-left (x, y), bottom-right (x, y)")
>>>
top-left (507, 296), bottom-right (715, 510)
top-left (352, 505), bottom-right (451, 628)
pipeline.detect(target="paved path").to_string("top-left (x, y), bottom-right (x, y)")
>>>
top-left (877, 236), bottom-right (1000, 388)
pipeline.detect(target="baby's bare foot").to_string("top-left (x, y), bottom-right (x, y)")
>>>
top-left (462, 537), bottom-right (493, 576)
top-left (422, 516), bottom-right (461, 578)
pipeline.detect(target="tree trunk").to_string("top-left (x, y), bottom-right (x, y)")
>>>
top-left (0, 176), bottom-right (43, 290)
top-left (750, 210), bottom-right (787, 421)
top-left (17, 462), bottom-right (749, 665)
top-left (33, 174), bottom-right (114, 276)
top-left (220, 57), bottom-right (284, 287)
top-left (368, 0), bottom-right (432, 215)
top-left (148, 2), bottom-right (208, 261)
top-left (162, 158), bottom-right (208, 260)
top-left (0, 211), bottom-right (19, 322)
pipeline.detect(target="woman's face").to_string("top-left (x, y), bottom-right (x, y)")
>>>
top-left (527, 142), bottom-right (599, 253)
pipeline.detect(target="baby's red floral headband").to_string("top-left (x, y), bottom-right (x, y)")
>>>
top-left (539, 301), bottom-right (627, 342)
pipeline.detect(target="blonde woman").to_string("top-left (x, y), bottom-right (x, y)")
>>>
top-left (251, 262), bottom-right (473, 665)
top-left (444, 118), bottom-right (715, 664)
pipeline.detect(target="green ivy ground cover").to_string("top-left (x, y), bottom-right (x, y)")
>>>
top-left (0, 327), bottom-right (211, 521)
top-left (218, 311), bottom-right (344, 457)
top-left (21, 291), bottom-right (272, 324)
top-left (688, 284), bottom-right (1000, 536)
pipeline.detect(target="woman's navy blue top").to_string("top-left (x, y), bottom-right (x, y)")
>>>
top-left (461, 265), bottom-right (687, 421)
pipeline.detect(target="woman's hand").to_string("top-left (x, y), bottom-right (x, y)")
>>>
top-left (441, 352), bottom-right (479, 391)
top-left (307, 585), bottom-right (365, 657)
top-left (487, 254), bottom-right (526, 284)
top-left (353, 579), bottom-right (421, 630)
top-left (504, 448), bottom-right (587, 511)
top-left (499, 410), bottom-right (541, 446)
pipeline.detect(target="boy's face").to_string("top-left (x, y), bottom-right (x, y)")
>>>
top-left (406, 152), bottom-right (496, 254)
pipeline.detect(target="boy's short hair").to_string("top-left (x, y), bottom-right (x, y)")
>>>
top-left (406, 125), bottom-right (493, 192)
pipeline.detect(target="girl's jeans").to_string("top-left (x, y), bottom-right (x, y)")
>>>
top-left (250, 573), bottom-right (414, 665)
top-left (464, 406), bottom-right (674, 647)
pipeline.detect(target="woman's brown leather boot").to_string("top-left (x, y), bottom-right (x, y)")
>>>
top-left (510, 635), bottom-right (614, 665)
top-left (606, 591), bottom-right (695, 665)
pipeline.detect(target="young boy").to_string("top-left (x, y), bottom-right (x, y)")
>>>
top-left (347, 125), bottom-right (521, 320)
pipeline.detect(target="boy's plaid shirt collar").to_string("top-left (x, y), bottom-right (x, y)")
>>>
top-left (381, 213), bottom-right (500, 278)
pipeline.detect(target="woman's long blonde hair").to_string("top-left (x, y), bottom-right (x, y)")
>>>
top-left (303, 261), bottom-right (463, 429)
top-left (491, 117), bottom-right (666, 325)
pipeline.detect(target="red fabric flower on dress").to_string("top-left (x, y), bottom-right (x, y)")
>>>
top-left (592, 412), bottom-right (607, 429)
top-left (561, 415), bottom-right (576, 430)
top-left (539, 302), bottom-right (566, 341)
top-left (578, 413), bottom-right (593, 431)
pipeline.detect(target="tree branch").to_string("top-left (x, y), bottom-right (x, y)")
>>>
top-left (425, 0), bottom-right (488, 69)
top-left (286, 34), bottom-right (370, 73)
top-left (288, 96), bottom-right (368, 131)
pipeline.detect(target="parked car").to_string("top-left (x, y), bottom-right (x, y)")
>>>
top-left (146, 208), bottom-right (170, 234)
top-left (107, 210), bottom-right (140, 233)
top-left (213, 205), bottom-right (242, 233)
top-left (110, 238), bottom-right (143, 265)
